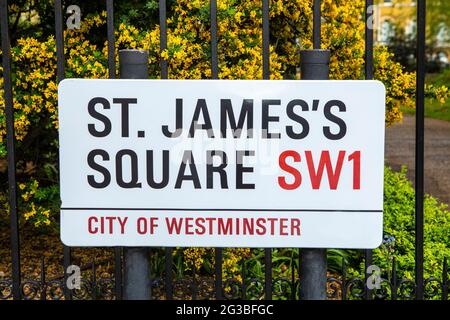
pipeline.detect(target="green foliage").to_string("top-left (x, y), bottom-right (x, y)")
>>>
top-left (427, 0), bottom-right (450, 47)
top-left (241, 246), bottom-right (352, 284)
top-left (402, 68), bottom-right (450, 122)
top-left (383, 0), bottom-right (450, 72)
top-left (428, 68), bottom-right (450, 88)
top-left (349, 166), bottom-right (450, 281)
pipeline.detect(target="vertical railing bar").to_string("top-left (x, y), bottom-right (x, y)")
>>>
top-left (214, 248), bottom-right (223, 300)
top-left (365, 0), bottom-right (374, 79)
top-left (443, 257), bottom-right (448, 300)
top-left (291, 257), bottom-right (295, 300)
top-left (298, 248), bottom-right (300, 299)
top-left (159, 0), bottom-right (172, 300)
top-left (61, 225), bottom-right (72, 296)
top-left (106, 0), bottom-right (123, 301)
top-left (40, 257), bottom-right (46, 300)
top-left (262, 0), bottom-right (270, 80)
top-left (210, 0), bottom-right (222, 300)
top-left (1, 0), bottom-right (21, 300)
top-left (210, 0), bottom-right (218, 79)
top-left (165, 248), bottom-right (173, 299)
top-left (264, 248), bottom-right (272, 300)
top-left (313, 0), bottom-right (321, 49)
top-left (241, 260), bottom-right (246, 299)
top-left (392, 257), bottom-right (397, 300)
top-left (55, 0), bottom-right (65, 83)
top-left (341, 258), bottom-right (347, 300)
top-left (364, 0), bottom-right (374, 301)
top-left (54, 0), bottom-right (72, 300)
top-left (114, 247), bottom-right (122, 300)
top-left (415, 0), bottom-right (426, 301)
top-left (192, 262), bottom-right (197, 300)
top-left (107, 0), bottom-right (116, 79)
top-left (159, 0), bottom-right (168, 79)
top-left (91, 258), bottom-right (97, 300)
top-left (262, 0), bottom-right (272, 300)
top-left (364, 250), bottom-right (373, 299)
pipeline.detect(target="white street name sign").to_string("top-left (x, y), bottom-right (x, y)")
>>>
top-left (58, 79), bottom-right (385, 248)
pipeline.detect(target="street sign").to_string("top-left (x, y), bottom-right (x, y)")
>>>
top-left (58, 79), bottom-right (385, 248)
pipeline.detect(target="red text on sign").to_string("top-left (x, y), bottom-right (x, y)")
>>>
top-left (278, 150), bottom-right (361, 190)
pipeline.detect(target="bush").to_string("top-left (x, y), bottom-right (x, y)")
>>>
top-left (349, 166), bottom-right (450, 281)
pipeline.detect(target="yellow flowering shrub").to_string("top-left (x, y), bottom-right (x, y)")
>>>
top-left (182, 247), bottom-right (250, 282)
top-left (1, 1), bottom-right (449, 151)
top-left (18, 179), bottom-right (56, 228)
top-left (0, 0), bottom-right (448, 276)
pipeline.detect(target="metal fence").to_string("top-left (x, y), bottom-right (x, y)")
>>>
top-left (0, 0), bottom-right (446, 300)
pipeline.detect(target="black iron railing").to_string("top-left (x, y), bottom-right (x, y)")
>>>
top-left (0, 255), bottom-right (448, 300)
top-left (0, 0), bottom-right (441, 300)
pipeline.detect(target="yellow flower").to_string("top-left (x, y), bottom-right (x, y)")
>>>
top-left (1, 2), bottom-right (448, 235)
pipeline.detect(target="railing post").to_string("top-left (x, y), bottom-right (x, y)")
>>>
top-left (53, 0), bottom-right (73, 300)
top-left (261, 0), bottom-right (273, 300)
top-left (298, 49), bottom-right (330, 300)
top-left (364, 0), bottom-right (374, 301)
top-left (0, 0), bottom-right (21, 300)
top-left (119, 49), bottom-right (151, 300)
top-left (415, 0), bottom-right (426, 301)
